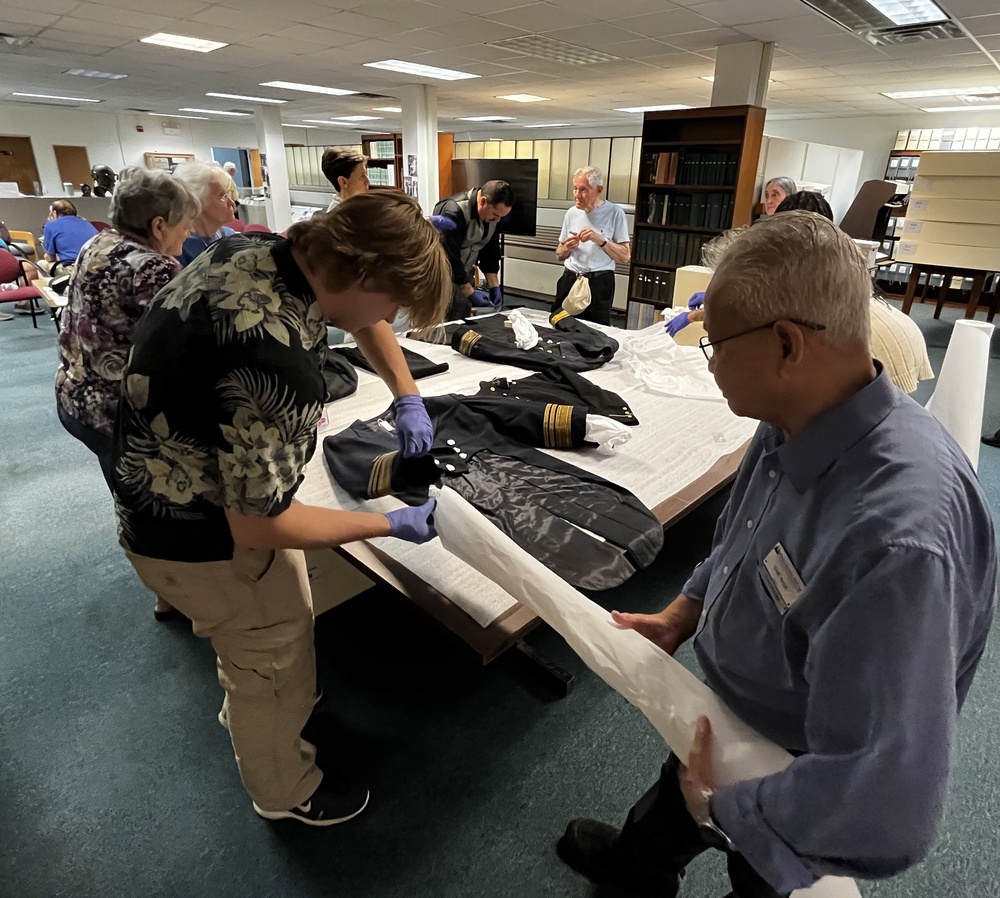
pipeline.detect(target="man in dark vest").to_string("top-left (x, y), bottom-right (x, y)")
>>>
top-left (433, 179), bottom-right (513, 319)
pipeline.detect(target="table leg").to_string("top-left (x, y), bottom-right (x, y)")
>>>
top-left (965, 272), bottom-right (986, 319)
top-left (901, 265), bottom-right (921, 316)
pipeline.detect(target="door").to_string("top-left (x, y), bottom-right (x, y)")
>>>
top-left (0, 136), bottom-right (42, 195)
top-left (53, 145), bottom-right (93, 193)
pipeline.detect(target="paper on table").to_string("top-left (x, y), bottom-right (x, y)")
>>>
top-left (925, 319), bottom-right (994, 471)
top-left (432, 486), bottom-right (860, 898)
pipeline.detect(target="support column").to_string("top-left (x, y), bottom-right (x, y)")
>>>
top-left (254, 104), bottom-right (292, 232)
top-left (399, 83), bottom-right (439, 214)
top-left (711, 41), bottom-right (774, 107)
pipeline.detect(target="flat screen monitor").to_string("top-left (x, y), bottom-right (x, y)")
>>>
top-left (449, 158), bottom-right (538, 238)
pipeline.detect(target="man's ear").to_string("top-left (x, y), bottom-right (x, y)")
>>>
top-left (774, 321), bottom-right (806, 364)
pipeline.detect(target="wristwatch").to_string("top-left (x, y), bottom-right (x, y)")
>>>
top-left (696, 789), bottom-right (737, 852)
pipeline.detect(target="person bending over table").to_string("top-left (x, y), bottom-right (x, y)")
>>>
top-left (112, 193), bottom-right (449, 827)
top-left (558, 211), bottom-right (996, 897)
top-left (552, 166), bottom-right (630, 326)
top-left (172, 159), bottom-right (238, 266)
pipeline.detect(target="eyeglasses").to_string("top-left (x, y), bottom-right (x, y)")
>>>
top-left (698, 319), bottom-right (826, 362)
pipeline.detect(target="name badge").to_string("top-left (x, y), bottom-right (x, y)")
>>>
top-left (759, 543), bottom-right (806, 615)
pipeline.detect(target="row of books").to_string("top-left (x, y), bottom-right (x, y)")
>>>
top-left (632, 267), bottom-right (676, 303)
top-left (368, 164), bottom-right (396, 186)
top-left (635, 229), bottom-right (711, 268)
top-left (626, 300), bottom-right (662, 330)
top-left (884, 156), bottom-right (921, 183)
top-left (368, 140), bottom-right (397, 159)
top-left (643, 191), bottom-right (734, 229)
top-left (639, 150), bottom-right (738, 186)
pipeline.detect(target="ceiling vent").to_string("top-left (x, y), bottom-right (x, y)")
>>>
top-left (486, 34), bottom-right (619, 65)
top-left (800, 0), bottom-right (952, 31)
top-left (864, 19), bottom-right (964, 45)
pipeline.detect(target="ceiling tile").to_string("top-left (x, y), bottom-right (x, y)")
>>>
top-left (0, 9), bottom-right (62, 30)
top-left (662, 27), bottom-right (748, 50)
top-left (545, 0), bottom-right (681, 16)
top-left (484, 1), bottom-right (597, 32)
top-left (21, 0), bottom-right (81, 13)
top-left (962, 13), bottom-right (1000, 36)
top-left (618, 8), bottom-right (720, 37)
top-left (362, 0), bottom-right (465, 26)
top-left (736, 14), bottom-right (850, 41)
top-left (686, 0), bottom-right (811, 26)
top-left (268, 24), bottom-right (360, 47)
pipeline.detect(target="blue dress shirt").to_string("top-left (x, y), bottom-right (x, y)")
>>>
top-left (683, 364), bottom-right (997, 893)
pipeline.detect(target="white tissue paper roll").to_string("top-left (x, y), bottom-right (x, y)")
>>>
top-left (431, 486), bottom-right (860, 898)
top-left (925, 318), bottom-right (994, 471)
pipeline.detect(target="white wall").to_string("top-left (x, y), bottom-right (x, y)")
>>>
top-left (0, 102), bottom-right (359, 196)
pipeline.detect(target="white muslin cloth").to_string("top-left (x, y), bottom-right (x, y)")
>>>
top-left (925, 318), bottom-right (994, 470)
top-left (508, 309), bottom-right (540, 350)
top-left (584, 415), bottom-right (632, 454)
top-left (431, 486), bottom-right (860, 898)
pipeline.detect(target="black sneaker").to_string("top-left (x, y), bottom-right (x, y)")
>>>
top-left (253, 776), bottom-right (369, 827)
top-left (557, 819), bottom-right (679, 898)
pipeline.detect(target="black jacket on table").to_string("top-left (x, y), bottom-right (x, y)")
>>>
top-left (323, 394), bottom-right (663, 591)
top-left (451, 309), bottom-right (619, 372)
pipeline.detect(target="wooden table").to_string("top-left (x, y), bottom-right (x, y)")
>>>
top-left (299, 314), bottom-right (755, 665)
top-left (900, 262), bottom-right (997, 321)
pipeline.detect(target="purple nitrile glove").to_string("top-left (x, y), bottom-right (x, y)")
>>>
top-left (665, 311), bottom-right (691, 337)
top-left (488, 286), bottom-right (503, 309)
top-left (429, 214), bottom-right (457, 232)
top-left (469, 288), bottom-right (493, 308)
top-left (688, 291), bottom-right (706, 310)
top-left (392, 394), bottom-right (434, 457)
top-left (384, 498), bottom-right (437, 543)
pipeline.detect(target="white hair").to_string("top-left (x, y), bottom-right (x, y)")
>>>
top-left (223, 161), bottom-right (237, 174)
top-left (171, 159), bottom-right (229, 205)
top-left (710, 211), bottom-right (870, 349)
top-left (574, 166), bottom-right (604, 189)
top-left (765, 176), bottom-right (797, 197)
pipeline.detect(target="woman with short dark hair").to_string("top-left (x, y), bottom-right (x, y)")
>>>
top-left (320, 146), bottom-right (369, 211)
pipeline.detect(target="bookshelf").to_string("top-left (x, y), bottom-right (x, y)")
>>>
top-left (362, 133), bottom-right (403, 189)
top-left (626, 105), bottom-right (766, 329)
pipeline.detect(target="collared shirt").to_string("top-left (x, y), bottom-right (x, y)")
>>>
top-left (177, 226), bottom-right (236, 267)
top-left (43, 215), bottom-right (99, 263)
top-left (55, 229), bottom-right (179, 436)
top-left (683, 365), bottom-right (997, 893)
top-left (559, 200), bottom-right (629, 274)
top-left (113, 233), bottom-right (328, 563)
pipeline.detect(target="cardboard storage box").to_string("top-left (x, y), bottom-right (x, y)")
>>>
top-left (896, 240), bottom-right (1000, 271)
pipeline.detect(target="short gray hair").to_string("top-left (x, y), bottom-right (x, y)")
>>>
top-left (223, 161), bottom-right (237, 174)
top-left (710, 211), bottom-right (870, 348)
top-left (111, 169), bottom-right (200, 241)
top-left (765, 176), bottom-right (797, 197)
top-left (172, 159), bottom-right (229, 205)
top-left (574, 166), bottom-right (604, 189)
top-left (701, 227), bottom-right (747, 270)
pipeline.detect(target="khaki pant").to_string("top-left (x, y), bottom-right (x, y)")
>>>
top-left (123, 544), bottom-right (322, 812)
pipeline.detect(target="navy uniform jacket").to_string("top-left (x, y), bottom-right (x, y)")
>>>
top-left (323, 393), bottom-right (663, 591)
top-left (451, 310), bottom-right (618, 373)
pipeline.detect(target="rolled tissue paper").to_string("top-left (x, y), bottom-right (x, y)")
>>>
top-left (431, 486), bottom-right (861, 898)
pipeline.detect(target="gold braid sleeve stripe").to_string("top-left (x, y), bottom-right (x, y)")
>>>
top-left (550, 309), bottom-right (570, 326)
top-left (367, 450), bottom-right (398, 498)
top-left (543, 403), bottom-right (575, 449)
top-left (459, 331), bottom-right (482, 356)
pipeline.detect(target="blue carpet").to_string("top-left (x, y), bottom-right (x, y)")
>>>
top-left (1, 300), bottom-right (998, 898)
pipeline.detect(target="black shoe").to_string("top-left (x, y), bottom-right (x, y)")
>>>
top-left (982, 430), bottom-right (1000, 448)
top-left (557, 819), bottom-right (678, 898)
top-left (253, 775), bottom-right (369, 827)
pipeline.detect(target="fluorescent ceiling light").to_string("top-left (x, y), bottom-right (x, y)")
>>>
top-left (260, 80), bottom-right (357, 96)
top-left (206, 92), bottom-right (286, 104)
top-left (149, 112), bottom-right (209, 120)
top-left (282, 123), bottom-right (317, 129)
top-left (364, 59), bottom-right (478, 81)
top-left (140, 32), bottom-right (227, 52)
top-left (921, 104), bottom-right (1000, 112)
top-left (883, 85), bottom-right (1000, 99)
top-left (523, 123), bottom-right (572, 128)
top-left (330, 115), bottom-right (381, 121)
top-left (862, 0), bottom-right (948, 26)
top-left (614, 104), bottom-right (693, 113)
top-left (496, 94), bottom-right (550, 103)
top-left (373, 106), bottom-right (402, 113)
top-left (701, 76), bottom-right (773, 84)
top-left (12, 92), bottom-right (101, 103)
top-left (459, 115), bottom-right (516, 122)
top-left (179, 107), bottom-right (251, 116)
top-left (64, 68), bottom-right (127, 79)
top-left (301, 119), bottom-right (369, 126)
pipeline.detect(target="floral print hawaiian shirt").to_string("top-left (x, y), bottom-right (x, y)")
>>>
top-left (55, 228), bottom-right (180, 437)
top-left (113, 233), bottom-right (328, 562)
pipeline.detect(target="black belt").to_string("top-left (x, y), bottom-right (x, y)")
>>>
top-left (568, 270), bottom-right (613, 279)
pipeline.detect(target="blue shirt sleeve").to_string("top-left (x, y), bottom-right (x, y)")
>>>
top-left (712, 545), bottom-right (963, 893)
top-left (42, 219), bottom-right (58, 257)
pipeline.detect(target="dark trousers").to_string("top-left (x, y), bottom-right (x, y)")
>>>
top-left (615, 754), bottom-right (788, 898)
top-left (446, 284), bottom-right (473, 321)
top-left (551, 269), bottom-right (616, 326)
top-left (57, 403), bottom-right (115, 494)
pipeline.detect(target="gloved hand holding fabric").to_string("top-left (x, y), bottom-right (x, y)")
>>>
top-left (665, 311), bottom-right (691, 337)
top-left (392, 394), bottom-right (434, 456)
top-left (428, 215), bottom-right (457, 232)
top-left (489, 286), bottom-right (503, 309)
top-left (383, 498), bottom-right (437, 543)
top-left (469, 289), bottom-right (494, 308)
top-left (688, 291), bottom-right (706, 310)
